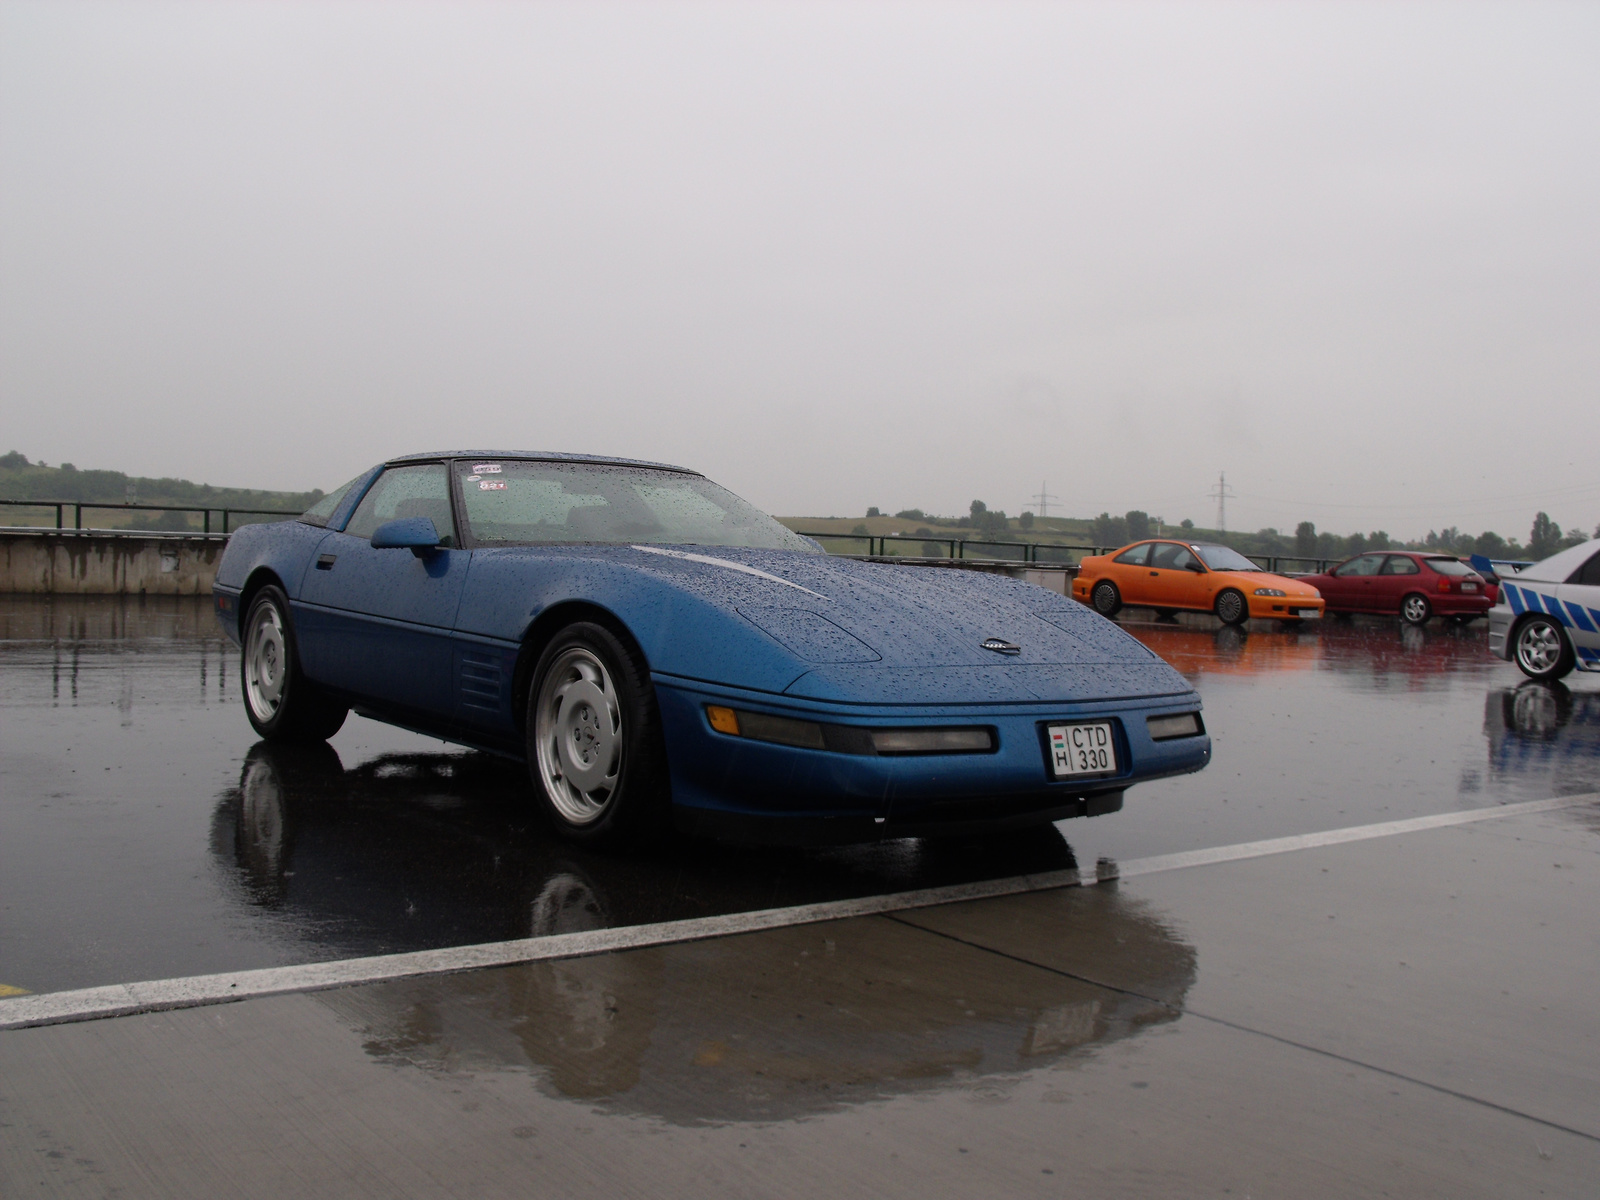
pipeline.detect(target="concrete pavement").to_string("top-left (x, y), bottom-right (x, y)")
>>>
top-left (3, 802), bottom-right (1596, 1198)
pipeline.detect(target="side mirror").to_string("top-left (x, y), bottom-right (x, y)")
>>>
top-left (371, 516), bottom-right (442, 557)
top-left (1186, 560), bottom-right (1205, 573)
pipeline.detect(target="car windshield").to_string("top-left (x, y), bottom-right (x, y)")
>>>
top-left (1192, 544), bottom-right (1261, 572)
top-left (454, 460), bottom-right (820, 552)
top-left (1425, 557), bottom-right (1473, 576)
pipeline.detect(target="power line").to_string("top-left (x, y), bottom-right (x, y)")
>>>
top-left (1029, 481), bottom-right (1061, 518)
top-left (1207, 472), bottom-right (1235, 533)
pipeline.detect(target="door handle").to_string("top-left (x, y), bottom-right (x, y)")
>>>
top-left (1149, 571), bottom-right (1159, 576)
top-left (316, 554), bottom-right (337, 570)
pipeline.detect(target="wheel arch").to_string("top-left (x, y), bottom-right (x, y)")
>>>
top-left (510, 600), bottom-right (649, 734)
top-left (238, 567), bottom-right (289, 629)
top-left (1214, 586), bottom-right (1248, 625)
top-left (1508, 607), bottom-right (1571, 646)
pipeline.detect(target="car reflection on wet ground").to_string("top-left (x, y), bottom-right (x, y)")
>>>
top-left (2, 596), bottom-right (1597, 994)
top-left (3, 596), bottom-right (1600, 1196)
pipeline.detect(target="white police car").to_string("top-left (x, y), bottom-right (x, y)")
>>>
top-left (1488, 539), bottom-right (1600, 680)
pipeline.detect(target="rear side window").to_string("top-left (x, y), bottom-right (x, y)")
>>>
top-left (1424, 557), bottom-right (1473, 576)
top-left (299, 475), bottom-right (362, 527)
top-left (1570, 549), bottom-right (1600, 586)
top-left (344, 464), bottom-right (456, 546)
top-left (1379, 556), bottom-right (1420, 576)
top-left (1114, 543), bottom-right (1152, 566)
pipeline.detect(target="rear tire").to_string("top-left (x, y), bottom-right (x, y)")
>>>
top-left (1400, 593), bottom-right (1432, 626)
top-left (1091, 580), bottom-right (1122, 617)
top-left (1214, 588), bottom-right (1247, 626)
top-left (241, 586), bottom-right (348, 742)
top-left (526, 621), bottom-right (670, 847)
top-left (1512, 615), bottom-right (1576, 682)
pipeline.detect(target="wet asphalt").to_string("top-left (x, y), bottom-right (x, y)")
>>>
top-left (2, 595), bottom-right (1598, 1196)
top-left (2, 596), bottom-right (1592, 996)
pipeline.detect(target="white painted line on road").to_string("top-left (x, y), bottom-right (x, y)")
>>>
top-left (2, 792), bottom-right (1594, 1031)
top-left (1110, 792), bottom-right (1600, 881)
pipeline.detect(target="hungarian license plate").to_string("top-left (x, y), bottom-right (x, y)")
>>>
top-left (1047, 722), bottom-right (1117, 778)
top-left (1461, 583), bottom-right (1479, 592)
top-left (1295, 607), bottom-right (1321, 619)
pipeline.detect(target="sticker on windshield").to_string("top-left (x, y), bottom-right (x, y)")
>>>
top-left (479, 480), bottom-right (506, 491)
top-left (464, 475), bottom-right (481, 482)
top-left (472, 463), bottom-right (502, 474)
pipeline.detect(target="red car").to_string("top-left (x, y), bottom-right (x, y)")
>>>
top-left (1300, 552), bottom-right (1491, 625)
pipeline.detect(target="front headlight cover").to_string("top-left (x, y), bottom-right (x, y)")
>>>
top-left (706, 706), bottom-right (994, 756)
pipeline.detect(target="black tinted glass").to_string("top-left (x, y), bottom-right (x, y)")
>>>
top-left (1570, 549), bottom-right (1600, 587)
top-left (1149, 542), bottom-right (1197, 571)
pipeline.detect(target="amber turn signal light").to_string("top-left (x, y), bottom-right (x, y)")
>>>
top-left (706, 706), bottom-right (740, 735)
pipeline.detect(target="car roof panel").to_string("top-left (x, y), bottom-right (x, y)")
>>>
top-left (384, 450), bottom-right (700, 475)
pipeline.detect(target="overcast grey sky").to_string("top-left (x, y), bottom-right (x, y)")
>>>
top-left (2, 1), bottom-right (1597, 539)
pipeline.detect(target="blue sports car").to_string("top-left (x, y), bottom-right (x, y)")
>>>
top-left (213, 452), bottom-right (1210, 846)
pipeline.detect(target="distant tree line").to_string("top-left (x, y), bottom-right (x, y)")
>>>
top-left (0, 452), bottom-right (325, 513)
top-left (858, 491), bottom-right (1597, 564)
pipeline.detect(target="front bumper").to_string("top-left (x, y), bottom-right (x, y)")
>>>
top-left (213, 585), bottom-right (243, 645)
top-left (1249, 596), bottom-right (1324, 619)
top-left (652, 674), bottom-right (1210, 842)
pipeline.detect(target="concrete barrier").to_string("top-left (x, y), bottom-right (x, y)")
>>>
top-left (0, 532), bottom-right (1078, 597)
top-left (0, 530), bottom-right (225, 595)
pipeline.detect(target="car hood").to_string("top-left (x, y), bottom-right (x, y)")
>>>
top-left (458, 545), bottom-right (1195, 704)
top-left (623, 546), bottom-right (1153, 664)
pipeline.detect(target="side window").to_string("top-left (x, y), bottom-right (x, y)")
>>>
top-left (1569, 548), bottom-right (1600, 587)
top-left (343, 464), bottom-right (455, 546)
top-left (1114, 543), bottom-right (1152, 566)
top-left (1149, 542), bottom-right (1197, 571)
top-left (1334, 554), bottom-right (1385, 578)
top-left (1380, 555), bottom-right (1419, 576)
top-left (300, 474), bottom-right (363, 528)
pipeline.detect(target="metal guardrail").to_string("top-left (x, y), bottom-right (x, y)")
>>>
top-left (0, 498), bottom-right (300, 535)
top-left (0, 503), bottom-right (1359, 572)
top-left (802, 532), bottom-right (1341, 576)
top-left (799, 531), bottom-right (1114, 565)
top-left (1245, 554), bottom-right (1337, 575)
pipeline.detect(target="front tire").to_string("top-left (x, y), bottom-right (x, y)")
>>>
top-left (241, 586), bottom-right (347, 742)
top-left (1400, 593), bottom-right (1432, 626)
top-left (526, 621), bottom-right (669, 847)
top-left (1214, 588), bottom-right (1247, 626)
top-left (1091, 580), bottom-right (1122, 617)
top-left (1512, 615), bottom-right (1576, 682)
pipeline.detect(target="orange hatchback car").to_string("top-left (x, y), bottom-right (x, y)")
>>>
top-left (1073, 540), bottom-right (1325, 625)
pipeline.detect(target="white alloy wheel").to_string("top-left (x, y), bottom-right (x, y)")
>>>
top-left (1514, 617), bottom-right (1573, 681)
top-left (244, 600), bottom-right (289, 724)
top-left (533, 646), bottom-right (624, 825)
top-left (1401, 593), bottom-right (1431, 625)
